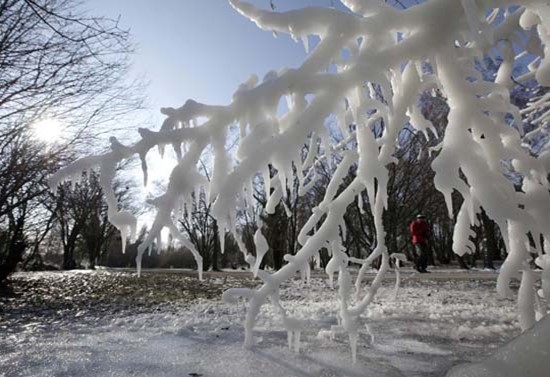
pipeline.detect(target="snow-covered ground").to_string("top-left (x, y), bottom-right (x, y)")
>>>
top-left (0, 270), bottom-right (526, 376)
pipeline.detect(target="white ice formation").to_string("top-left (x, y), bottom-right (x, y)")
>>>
top-left (49, 0), bottom-right (550, 362)
top-left (447, 315), bottom-right (550, 377)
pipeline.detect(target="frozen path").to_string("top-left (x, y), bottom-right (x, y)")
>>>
top-left (0, 272), bottom-right (527, 376)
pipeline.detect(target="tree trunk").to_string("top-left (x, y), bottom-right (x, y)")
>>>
top-left (211, 221), bottom-right (220, 271)
top-left (62, 228), bottom-right (80, 270)
top-left (200, 234), bottom-right (210, 271)
top-left (426, 242), bottom-right (436, 266)
top-left (62, 245), bottom-right (76, 270)
top-left (0, 212), bottom-right (27, 283)
top-left (480, 209), bottom-right (497, 269)
top-left (0, 233), bottom-right (26, 283)
top-left (456, 255), bottom-right (470, 270)
top-left (264, 204), bottom-right (288, 270)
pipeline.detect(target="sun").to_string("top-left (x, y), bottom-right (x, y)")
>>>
top-left (32, 118), bottom-right (63, 143)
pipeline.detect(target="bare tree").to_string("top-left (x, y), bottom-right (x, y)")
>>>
top-left (176, 159), bottom-right (223, 271)
top-left (0, 0), bottom-right (143, 142)
top-left (178, 189), bottom-right (222, 271)
top-left (50, 169), bottom-right (136, 270)
top-left (0, 133), bottom-right (58, 282)
top-left (0, 0), bottom-right (144, 284)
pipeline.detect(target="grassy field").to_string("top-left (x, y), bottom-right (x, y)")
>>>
top-left (1, 270), bottom-right (258, 334)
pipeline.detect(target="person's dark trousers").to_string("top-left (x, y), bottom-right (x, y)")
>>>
top-left (415, 243), bottom-right (429, 272)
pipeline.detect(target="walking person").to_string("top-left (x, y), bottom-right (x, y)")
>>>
top-left (410, 214), bottom-right (430, 273)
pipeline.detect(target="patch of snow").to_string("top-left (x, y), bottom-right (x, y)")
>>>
top-left (1, 277), bottom-right (528, 376)
top-left (447, 315), bottom-right (550, 377)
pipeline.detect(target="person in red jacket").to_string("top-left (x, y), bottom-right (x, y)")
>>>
top-left (410, 214), bottom-right (430, 273)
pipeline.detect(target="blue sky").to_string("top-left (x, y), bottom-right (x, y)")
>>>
top-left (87, 1), bottom-right (355, 210)
top-left (90, 0), bottom-right (348, 125)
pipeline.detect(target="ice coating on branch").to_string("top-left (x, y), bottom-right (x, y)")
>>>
top-left (51, 0), bottom-right (550, 362)
top-left (518, 263), bottom-right (537, 331)
top-left (325, 240), bottom-right (348, 289)
top-left (336, 266), bottom-right (360, 363)
top-left (447, 316), bottom-right (550, 377)
top-left (252, 228), bottom-right (268, 278)
top-left (535, 255), bottom-right (550, 315)
top-left (497, 221), bottom-right (528, 299)
top-left (48, 142), bottom-right (139, 256)
top-left (109, 210), bottom-right (137, 254)
top-left (283, 253), bottom-right (311, 285)
top-left (391, 253), bottom-right (407, 300)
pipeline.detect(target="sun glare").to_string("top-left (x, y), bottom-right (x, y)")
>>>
top-left (32, 118), bottom-right (63, 143)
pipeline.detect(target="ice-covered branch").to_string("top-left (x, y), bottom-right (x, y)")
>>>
top-left (50, 0), bottom-right (550, 361)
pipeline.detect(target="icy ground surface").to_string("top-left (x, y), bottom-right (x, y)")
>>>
top-left (0, 270), bottom-right (523, 377)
